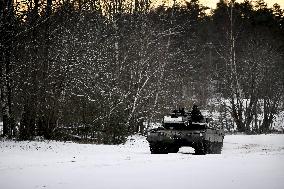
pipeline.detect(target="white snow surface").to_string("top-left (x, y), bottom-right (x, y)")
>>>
top-left (1, 134), bottom-right (284, 189)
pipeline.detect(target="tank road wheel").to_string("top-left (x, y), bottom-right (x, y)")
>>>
top-left (149, 143), bottom-right (168, 154)
top-left (195, 148), bottom-right (206, 155)
top-left (194, 142), bottom-right (207, 155)
top-left (195, 141), bottom-right (214, 155)
top-left (167, 144), bottom-right (180, 153)
top-left (209, 142), bottom-right (223, 154)
top-left (205, 141), bottom-right (214, 154)
top-left (214, 142), bottom-right (223, 154)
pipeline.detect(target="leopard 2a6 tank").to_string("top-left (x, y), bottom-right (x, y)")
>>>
top-left (146, 107), bottom-right (224, 154)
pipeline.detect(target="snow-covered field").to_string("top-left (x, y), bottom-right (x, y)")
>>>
top-left (1, 134), bottom-right (284, 189)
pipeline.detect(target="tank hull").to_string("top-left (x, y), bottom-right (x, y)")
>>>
top-left (147, 128), bottom-right (224, 154)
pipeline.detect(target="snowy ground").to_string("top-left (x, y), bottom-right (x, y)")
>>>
top-left (1, 134), bottom-right (284, 189)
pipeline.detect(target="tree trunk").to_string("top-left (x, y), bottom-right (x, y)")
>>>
top-left (0, 0), bottom-right (14, 138)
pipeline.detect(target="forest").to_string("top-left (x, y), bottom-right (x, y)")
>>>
top-left (0, 0), bottom-right (283, 144)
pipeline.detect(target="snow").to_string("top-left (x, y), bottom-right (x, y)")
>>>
top-left (1, 134), bottom-right (284, 189)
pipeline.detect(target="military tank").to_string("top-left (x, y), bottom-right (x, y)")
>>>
top-left (146, 107), bottom-right (224, 154)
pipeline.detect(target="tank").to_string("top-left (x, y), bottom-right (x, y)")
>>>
top-left (146, 108), bottom-right (224, 154)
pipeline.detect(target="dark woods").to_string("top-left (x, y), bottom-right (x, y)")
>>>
top-left (0, 0), bottom-right (283, 143)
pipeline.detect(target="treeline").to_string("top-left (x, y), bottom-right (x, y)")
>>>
top-left (1, 0), bottom-right (283, 143)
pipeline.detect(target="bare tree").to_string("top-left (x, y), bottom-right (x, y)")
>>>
top-left (0, 0), bottom-right (15, 137)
